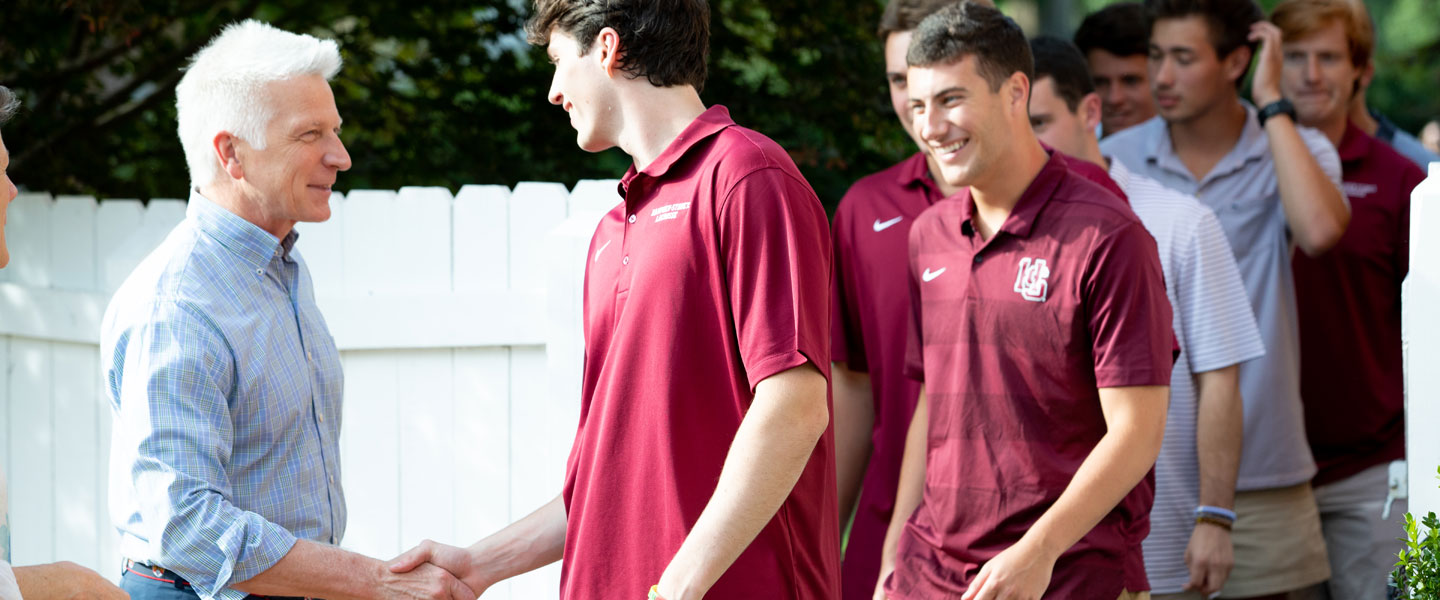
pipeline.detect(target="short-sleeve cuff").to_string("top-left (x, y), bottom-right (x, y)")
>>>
top-left (747, 349), bottom-right (826, 392)
top-left (1094, 366), bottom-right (1172, 389)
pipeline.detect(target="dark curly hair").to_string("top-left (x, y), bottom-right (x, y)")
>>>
top-left (526, 0), bottom-right (709, 92)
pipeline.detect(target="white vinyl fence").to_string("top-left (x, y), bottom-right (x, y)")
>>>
top-left (0, 180), bottom-right (621, 599)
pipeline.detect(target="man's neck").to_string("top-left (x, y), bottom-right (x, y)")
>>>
top-left (1349, 99), bottom-right (1379, 137)
top-left (970, 136), bottom-right (1048, 240)
top-left (199, 182), bottom-right (293, 241)
top-left (1307, 113), bottom-right (1349, 148)
top-left (617, 86), bottom-right (708, 172)
top-left (1166, 98), bottom-right (1247, 180)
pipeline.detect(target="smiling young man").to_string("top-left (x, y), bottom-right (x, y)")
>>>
top-left (1029, 35), bottom-right (1265, 600)
top-left (1273, 2), bottom-right (1427, 597)
top-left (1075, 2), bottom-right (1158, 137)
top-left (1101, 0), bottom-right (1350, 597)
top-left (873, 4), bottom-right (1174, 599)
top-left (829, 2), bottom-right (965, 598)
top-left (388, 1), bottom-right (838, 598)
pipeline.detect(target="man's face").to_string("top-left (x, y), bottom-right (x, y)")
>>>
top-left (1280, 20), bottom-right (1359, 129)
top-left (0, 131), bottom-right (15, 268)
top-left (1149, 16), bottom-right (1239, 125)
top-left (1030, 77), bottom-right (1093, 159)
top-left (233, 74), bottom-right (349, 230)
top-left (909, 55), bottom-right (1016, 188)
top-left (1087, 49), bottom-right (1154, 135)
top-left (885, 30), bottom-right (921, 141)
top-left (546, 29), bottom-right (619, 153)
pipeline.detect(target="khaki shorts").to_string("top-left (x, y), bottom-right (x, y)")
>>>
top-left (1218, 483), bottom-right (1331, 598)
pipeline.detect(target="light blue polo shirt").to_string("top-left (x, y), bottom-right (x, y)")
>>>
top-left (1102, 102), bottom-right (1342, 491)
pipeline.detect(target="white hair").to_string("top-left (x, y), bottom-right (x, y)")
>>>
top-left (176, 20), bottom-right (342, 188)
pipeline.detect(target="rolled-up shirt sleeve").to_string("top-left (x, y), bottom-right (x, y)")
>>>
top-left (114, 300), bottom-right (296, 600)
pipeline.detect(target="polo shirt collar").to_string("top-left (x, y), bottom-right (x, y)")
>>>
top-left (1337, 121), bottom-right (1373, 163)
top-left (1148, 101), bottom-right (1268, 185)
top-left (897, 152), bottom-right (947, 203)
top-left (957, 150), bottom-right (1066, 239)
top-left (187, 189), bottom-right (295, 270)
top-left (618, 104), bottom-right (736, 198)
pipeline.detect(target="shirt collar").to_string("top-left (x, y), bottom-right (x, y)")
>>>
top-left (894, 151), bottom-right (947, 203)
top-left (1106, 156), bottom-right (1133, 190)
top-left (187, 189), bottom-right (295, 270)
top-left (956, 150), bottom-right (1067, 240)
top-left (618, 105), bottom-right (736, 199)
top-left (1145, 101), bottom-right (1268, 184)
top-left (1337, 120), bottom-right (1373, 163)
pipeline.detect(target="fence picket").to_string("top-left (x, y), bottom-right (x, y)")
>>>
top-left (9, 339), bottom-right (54, 564)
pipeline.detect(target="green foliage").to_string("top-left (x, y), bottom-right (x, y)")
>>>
top-left (1395, 466), bottom-right (1440, 599)
top-left (0, 0), bottom-right (903, 208)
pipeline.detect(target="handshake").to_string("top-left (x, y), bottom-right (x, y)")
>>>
top-left (383, 540), bottom-right (490, 600)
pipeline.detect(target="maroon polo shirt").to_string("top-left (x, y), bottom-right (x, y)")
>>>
top-left (831, 152), bottom-right (945, 600)
top-left (887, 151), bottom-right (1173, 600)
top-left (1293, 123), bottom-right (1423, 487)
top-left (560, 105), bottom-right (840, 599)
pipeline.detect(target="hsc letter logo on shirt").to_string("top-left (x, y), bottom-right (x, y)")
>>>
top-left (1013, 257), bottom-right (1050, 303)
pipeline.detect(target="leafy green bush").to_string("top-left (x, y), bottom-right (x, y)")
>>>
top-left (1395, 466), bottom-right (1440, 598)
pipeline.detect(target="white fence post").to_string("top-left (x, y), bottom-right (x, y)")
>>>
top-left (1406, 163), bottom-right (1440, 522)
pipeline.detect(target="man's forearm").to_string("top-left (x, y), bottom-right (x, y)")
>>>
top-left (1020, 386), bottom-right (1167, 561)
top-left (1195, 366), bottom-right (1242, 508)
top-left (234, 539), bottom-right (385, 600)
top-left (464, 495), bottom-right (568, 588)
top-left (833, 362), bottom-right (876, 525)
top-left (657, 365), bottom-right (830, 599)
top-left (1266, 115), bottom-right (1349, 255)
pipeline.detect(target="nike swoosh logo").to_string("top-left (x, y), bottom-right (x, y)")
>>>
top-left (593, 240), bottom-right (612, 263)
top-left (922, 267), bottom-right (946, 282)
top-left (873, 216), bottom-right (904, 232)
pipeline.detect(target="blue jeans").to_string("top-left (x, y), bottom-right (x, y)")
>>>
top-left (120, 566), bottom-right (200, 600)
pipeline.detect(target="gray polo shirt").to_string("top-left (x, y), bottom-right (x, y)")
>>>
top-left (1102, 103), bottom-right (1342, 491)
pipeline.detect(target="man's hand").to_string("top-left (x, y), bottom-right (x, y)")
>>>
top-left (389, 540), bottom-right (489, 598)
top-left (14, 561), bottom-right (130, 600)
top-left (1183, 522), bottom-right (1234, 596)
top-left (961, 539), bottom-right (1056, 600)
top-left (379, 558), bottom-right (477, 600)
top-left (1248, 21), bottom-right (1285, 107)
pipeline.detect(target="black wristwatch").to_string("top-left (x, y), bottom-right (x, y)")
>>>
top-left (1257, 98), bottom-right (1296, 127)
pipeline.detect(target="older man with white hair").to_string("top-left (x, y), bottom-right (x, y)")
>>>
top-left (101, 21), bottom-right (474, 600)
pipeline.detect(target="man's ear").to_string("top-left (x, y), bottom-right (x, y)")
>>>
top-left (1080, 91), bottom-right (1102, 131)
top-left (213, 132), bottom-right (244, 181)
top-left (1009, 71), bottom-right (1031, 115)
top-left (1223, 45), bottom-right (1253, 86)
top-left (595, 27), bottom-right (623, 78)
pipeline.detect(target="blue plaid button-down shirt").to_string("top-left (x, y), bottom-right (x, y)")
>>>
top-left (103, 190), bottom-right (345, 600)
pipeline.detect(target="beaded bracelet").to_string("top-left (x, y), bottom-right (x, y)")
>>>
top-left (649, 585), bottom-right (663, 600)
top-left (1196, 515), bottom-right (1234, 531)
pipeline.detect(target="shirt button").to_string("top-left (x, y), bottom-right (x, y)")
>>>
top-left (628, 214), bottom-right (637, 224)
top-left (318, 413), bottom-right (325, 423)
top-left (974, 255), bottom-right (984, 264)
top-left (622, 256), bottom-right (630, 265)
top-left (329, 475), bottom-right (334, 484)
top-left (255, 268), bottom-right (263, 275)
